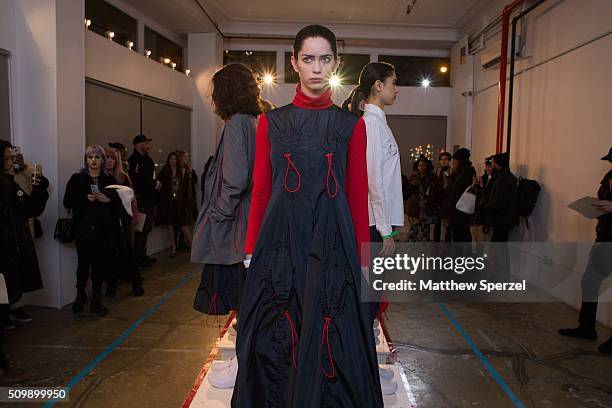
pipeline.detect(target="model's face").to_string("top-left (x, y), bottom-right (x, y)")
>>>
top-left (3, 147), bottom-right (13, 173)
top-left (485, 163), bottom-right (493, 174)
top-left (169, 155), bottom-right (177, 167)
top-left (105, 154), bottom-right (116, 170)
top-left (378, 73), bottom-right (399, 106)
top-left (439, 156), bottom-right (449, 168)
top-left (87, 151), bottom-right (102, 170)
top-left (137, 142), bottom-right (150, 154)
top-left (291, 37), bottom-right (339, 95)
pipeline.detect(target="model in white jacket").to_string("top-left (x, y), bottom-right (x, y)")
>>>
top-left (358, 62), bottom-right (404, 256)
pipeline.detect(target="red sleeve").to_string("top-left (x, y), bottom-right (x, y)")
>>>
top-left (345, 117), bottom-right (369, 265)
top-left (244, 114), bottom-right (272, 254)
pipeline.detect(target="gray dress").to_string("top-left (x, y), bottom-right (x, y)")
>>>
top-left (191, 113), bottom-right (257, 314)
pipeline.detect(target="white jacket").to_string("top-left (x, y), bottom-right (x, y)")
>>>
top-left (363, 104), bottom-right (404, 237)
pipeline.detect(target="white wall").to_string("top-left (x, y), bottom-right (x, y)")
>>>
top-left (85, 31), bottom-right (192, 107)
top-left (453, 0), bottom-right (612, 325)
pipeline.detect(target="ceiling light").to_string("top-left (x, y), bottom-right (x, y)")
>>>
top-left (262, 73), bottom-right (274, 86)
top-left (84, 19), bottom-right (91, 28)
top-left (171, 62), bottom-right (177, 69)
top-left (106, 31), bottom-right (115, 40)
top-left (126, 41), bottom-right (134, 50)
top-left (186, 69), bottom-right (191, 76)
top-left (163, 57), bottom-right (171, 64)
top-left (421, 78), bottom-right (431, 88)
top-left (145, 50), bottom-right (151, 57)
top-left (440, 66), bottom-right (448, 73)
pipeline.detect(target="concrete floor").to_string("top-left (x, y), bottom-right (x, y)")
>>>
top-left (3, 254), bottom-right (612, 408)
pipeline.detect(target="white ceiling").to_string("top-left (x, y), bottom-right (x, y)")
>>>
top-left (118, 0), bottom-right (489, 48)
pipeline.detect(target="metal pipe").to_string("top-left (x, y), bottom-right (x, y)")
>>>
top-left (496, 0), bottom-right (531, 154)
top-left (507, 0), bottom-right (546, 156)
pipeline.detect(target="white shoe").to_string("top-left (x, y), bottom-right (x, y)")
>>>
top-left (379, 366), bottom-right (394, 381)
top-left (373, 327), bottom-right (381, 337)
top-left (208, 358), bottom-right (238, 389)
top-left (373, 320), bottom-right (380, 329)
top-left (381, 378), bottom-right (398, 395)
top-left (210, 357), bottom-right (235, 373)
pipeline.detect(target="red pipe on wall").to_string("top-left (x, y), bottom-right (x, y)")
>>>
top-left (495, 0), bottom-right (529, 154)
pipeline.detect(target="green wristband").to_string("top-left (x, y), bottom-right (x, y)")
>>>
top-left (382, 231), bottom-right (399, 239)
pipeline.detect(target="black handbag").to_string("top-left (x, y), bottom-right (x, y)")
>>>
top-left (54, 214), bottom-right (75, 243)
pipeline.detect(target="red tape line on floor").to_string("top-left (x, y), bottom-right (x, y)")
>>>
top-left (182, 310), bottom-right (236, 408)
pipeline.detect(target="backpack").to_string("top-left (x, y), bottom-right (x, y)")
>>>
top-left (517, 177), bottom-right (540, 227)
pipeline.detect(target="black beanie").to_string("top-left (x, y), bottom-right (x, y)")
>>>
top-left (452, 148), bottom-right (471, 162)
top-left (493, 152), bottom-right (510, 167)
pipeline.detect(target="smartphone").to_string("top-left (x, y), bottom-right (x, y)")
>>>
top-left (90, 184), bottom-right (100, 194)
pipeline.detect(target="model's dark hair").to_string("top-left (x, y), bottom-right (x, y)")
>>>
top-left (212, 63), bottom-right (263, 120)
top-left (357, 62), bottom-right (395, 98)
top-left (0, 139), bottom-right (12, 189)
top-left (293, 25), bottom-right (338, 58)
top-left (342, 86), bottom-right (367, 116)
top-left (438, 151), bottom-right (452, 161)
top-left (413, 155), bottom-right (434, 174)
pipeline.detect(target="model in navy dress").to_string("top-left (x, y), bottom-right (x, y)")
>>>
top-left (232, 25), bottom-right (383, 407)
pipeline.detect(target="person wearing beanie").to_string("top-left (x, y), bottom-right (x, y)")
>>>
top-left (478, 152), bottom-right (518, 241)
top-left (560, 146), bottom-right (612, 353)
top-left (443, 147), bottom-right (476, 242)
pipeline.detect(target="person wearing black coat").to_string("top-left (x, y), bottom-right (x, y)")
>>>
top-left (128, 134), bottom-right (161, 267)
top-left (445, 148), bottom-right (476, 242)
top-left (478, 153), bottom-right (518, 242)
top-left (560, 147), bottom-right (612, 354)
top-left (64, 145), bottom-right (120, 317)
top-left (0, 141), bottom-right (49, 320)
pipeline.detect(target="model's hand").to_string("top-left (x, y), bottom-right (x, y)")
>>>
top-left (596, 200), bottom-right (612, 213)
top-left (379, 237), bottom-right (396, 257)
top-left (87, 194), bottom-right (96, 202)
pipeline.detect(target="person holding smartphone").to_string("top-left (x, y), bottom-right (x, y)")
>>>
top-left (0, 140), bottom-right (49, 333)
top-left (64, 145), bottom-right (118, 317)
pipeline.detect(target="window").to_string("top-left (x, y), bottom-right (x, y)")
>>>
top-left (378, 56), bottom-right (451, 87)
top-left (284, 53), bottom-right (370, 85)
top-left (336, 54), bottom-right (370, 85)
top-left (145, 27), bottom-right (184, 72)
top-left (223, 51), bottom-right (277, 81)
top-left (85, 0), bottom-right (138, 51)
top-left (0, 50), bottom-right (10, 141)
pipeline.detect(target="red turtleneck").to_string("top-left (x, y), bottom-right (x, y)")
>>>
top-left (244, 85), bottom-right (369, 263)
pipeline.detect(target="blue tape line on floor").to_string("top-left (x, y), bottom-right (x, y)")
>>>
top-left (43, 267), bottom-right (198, 408)
top-left (438, 303), bottom-right (526, 408)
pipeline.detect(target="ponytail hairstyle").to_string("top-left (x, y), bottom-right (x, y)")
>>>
top-left (293, 24), bottom-right (338, 59)
top-left (357, 62), bottom-right (396, 99)
top-left (341, 86), bottom-right (367, 116)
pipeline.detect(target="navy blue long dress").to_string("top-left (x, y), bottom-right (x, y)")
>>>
top-left (231, 86), bottom-right (383, 407)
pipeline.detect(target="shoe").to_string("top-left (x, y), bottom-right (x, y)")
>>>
top-left (9, 308), bottom-right (32, 323)
top-left (598, 337), bottom-right (612, 354)
top-left (105, 284), bottom-right (117, 298)
top-left (379, 366), bottom-right (394, 381)
top-left (374, 327), bottom-right (381, 337)
top-left (90, 294), bottom-right (109, 317)
top-left (72, 292), bottom-right (87, 315)
top-left (374, 320), bottom-right (380, 329)
top-left (559, 327), bottom-right (597, 340)
top-left (3, 317), bottom-right (15, 331)
top-left (170, 248), bottom-right (176, 258)
top-left (132, 283), bottom-right (144, 297)
top-left (210, 357), bottom-right (236, 373)
top-left (208, 357), bottom-right (238, 389)
top-left (381, 378), bottom-right (398, 395)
